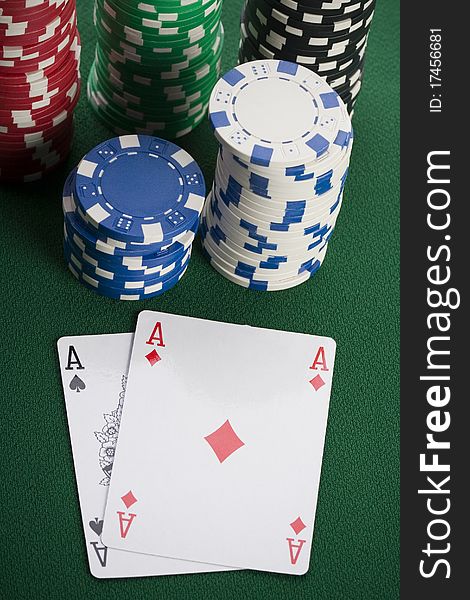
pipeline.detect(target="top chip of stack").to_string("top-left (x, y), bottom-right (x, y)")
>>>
top-left (63, 134), bottom-right (206, 300)
top-left (87, 0), bottom-right (224, 139)
top-left (0, 0), bottom-right (81, 182)
top-left (202, 59), bottom-right (353, 291)
top-left (238, 0), bottom-right (376, 115)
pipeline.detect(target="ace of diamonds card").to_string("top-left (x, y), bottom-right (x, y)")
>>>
top-left (102, 311), bottom-right (336, 575)
top-left (57, 333), bottom-right (233, 578)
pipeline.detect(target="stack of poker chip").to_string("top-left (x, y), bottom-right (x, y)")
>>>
top-left (202, 59), bottom-right (352, 291)
top-left (62, 135), bottom-right (205, 301)
top-left (238, 0), bottom-right (375, 115)
top-left (87, 0), bottom-right (224, 139)
top-left (0, 0), bottom-right (81, 183)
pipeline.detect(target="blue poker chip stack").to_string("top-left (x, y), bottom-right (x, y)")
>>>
top-left (62, 134), bottom-right (205, 300)
top-left (203, 59), bottom-right (353, 291)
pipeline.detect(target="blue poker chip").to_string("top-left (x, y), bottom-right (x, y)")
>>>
top-left (63, 169), bottom-right (198, 259)
top-left (64, 221), bottom-right (190, 275)
top-left (64, 239), bottom-right (191, 286)
top-left (73, 135), bottom-right (206, 244)
top-left (66, 259), bottom-right (189, 301)
top-left (64, 227), bottom-right (192, 275)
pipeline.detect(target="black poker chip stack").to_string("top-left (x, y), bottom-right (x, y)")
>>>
top-left (238, 0), bottom-right (376, 115)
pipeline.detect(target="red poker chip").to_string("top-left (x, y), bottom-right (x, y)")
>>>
top-left (0, 100), bottom-right (79, 137)
top-left (0, 134), bottom-right (73, 157)
top-left (4, 137), bottom-right (72, 163)
top-left (0, 123), bottom-right (72, 153)
top-left (0, 116), bottom-right (73, 147)
top-left (0, 80), bottom-right (80, 132)
top-left (0, 77), bottom-right (80, 126)
top-left (0, 58), bottom-right (79, 106)
top-left (0, 89), bottom-right (79, 130)
top-left (0, 125), bottom-right (72, 151)
top-left (0, 48), bottom-right (79, 90)
top-left (0, 31), bottom-right (79, 82)
top-left (0, 137), bottom-right (71, 164)
top-left (0, 105), bottom-right (75, 139)
top-left (0, 32), bottom-right (75, 74)
top-left (0, 150), bottom-right (71, 182)
top-left (0, 56), bottom-right (79, 101)
top-left (0, 0), bottom-right (67, 17)
top-left (0, 0), bottom-right (67, 20)
top-left (0, 17), bottom-right (73, 53)
top-left (0, 12), bottom-right (76, 63)
top-left (0, 35), bottom-right (79, 88)
top-left (1, 0), bottom-right (67, 21)
top-left (0, 58), bottom-right (79, 103)
top-left (0, 5), bottom-right (78, 182)
top-left (0, 2), bottom-right (75, 48)
top-left (0, 125), bottom-right (73, 162)
top-left (0, 3), bottom-right (73, 42)
top-left (0, 3), bottom-right (70, 38)
top-left (0, 141), bottom-right (72, 170)
top-left (0, 140), bottom-right (72, 166)
top-left (0, 18), bottom-right (76, 73)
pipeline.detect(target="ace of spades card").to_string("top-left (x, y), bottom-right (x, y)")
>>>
top-left (102, 311), bottom-right (336, 575)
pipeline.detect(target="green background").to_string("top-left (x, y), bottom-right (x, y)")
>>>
top-left (0, 0), bottom-right (399, 598)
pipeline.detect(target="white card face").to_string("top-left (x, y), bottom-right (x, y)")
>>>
top-left (102, 311), bottom-right (336, 575)
top-left (57, 333), bottom-right (234, 578)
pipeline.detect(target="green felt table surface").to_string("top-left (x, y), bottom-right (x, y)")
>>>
top-left (0, 0), bottom-right (399, 598)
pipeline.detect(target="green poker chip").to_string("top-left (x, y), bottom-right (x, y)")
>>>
top-left (93, 18), bottom-right (223, 74)
top-left (109, 0), bottom-right (219, 19)
top-left (88, 0), bottom-right (224, 138)
top-left (103, 0), bottom-right (223, 33)
top-left (93, 26), bottom-right (223, 89)
top-left (90, 61), bottom-right (218, 118)
top-left (87, 63), bottom-right (216, 139)
top-left (89, 57), bottom-right (219, 120)
top-left (95, 1), bottom-right (223, 49)
top-left (92, 63), bottom-right (221, 114)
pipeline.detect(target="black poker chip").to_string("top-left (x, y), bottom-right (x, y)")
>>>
top-left (272, 0), bottom-right (372, 19)
top-left (239, 35), bottom-right (366, 87)
top-left (238, 0), bottom-right (376, 114)
top-left (240, 22), bottom-right (369, 77)
top-left (240, 20), bottom-right (369, 67)
top-left (253, 0), bottom-right (375, 32)
top-left (242, 0), bottom-right (375, 51)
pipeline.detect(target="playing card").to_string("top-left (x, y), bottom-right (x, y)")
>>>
top-left (102, 311), bottom-right (336, 575)
top-left (57, 333), bottom-right (234, 578)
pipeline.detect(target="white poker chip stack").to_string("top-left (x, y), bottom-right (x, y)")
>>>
top-left (202, 59), bottom-right (353, 291)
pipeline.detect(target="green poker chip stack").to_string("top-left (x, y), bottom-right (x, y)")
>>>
top-left (87, 0), bottom-right (224, 138)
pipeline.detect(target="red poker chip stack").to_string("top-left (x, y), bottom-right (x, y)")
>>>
top-left (0, 0), bottom-right (81, 183)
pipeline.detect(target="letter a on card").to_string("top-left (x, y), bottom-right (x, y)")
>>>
top-left (89, 542), bottom-right (108, 567)
top-left (309, 346), bottom-right (329, 371)
top-left (117, 512), bottom-right (137, 539)
top-left (286, 538), bottom-right (306, 565)
top-left (145, 322), bottom-right (165, 347)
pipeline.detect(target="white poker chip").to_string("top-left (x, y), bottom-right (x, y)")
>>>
top-left (203, 58), bottom-right (352, 291)
top-left (209, 59), bottom-right (352, 169)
